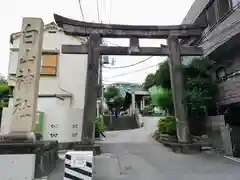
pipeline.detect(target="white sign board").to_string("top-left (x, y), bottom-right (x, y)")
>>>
top-left (71, 156), bottom-right (87, 168)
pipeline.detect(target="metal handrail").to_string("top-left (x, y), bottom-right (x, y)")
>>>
top-left (196, 1), bottom-right (240, 46)
top-left (217, 69), bottom-right (240, 83)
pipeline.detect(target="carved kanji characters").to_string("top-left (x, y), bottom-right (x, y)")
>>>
top-left (12, 98), bottom-right (32, 118)
top-left (23, 23), bottom-right (38, 44)
top-left (19, 49), bottom-right (36, 64)
top-left (16, 68), bottom-right (35, 91)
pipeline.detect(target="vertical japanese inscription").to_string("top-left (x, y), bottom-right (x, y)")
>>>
top-left (10, 18), bottom-right (44, 133)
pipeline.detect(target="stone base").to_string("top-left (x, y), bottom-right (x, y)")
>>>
top-left (0, 132), bottom-right (37, 142)
top-left (0, 140), bottom-right (59, 179)
top-left (74, 142), bottom-right (101, 155)
top-left (153, 131), bottom-right (211, 154)
top-left (169, 143), bottom-right (202, 153)
top-left (58, 142), bottom-right (75, 150)
top-left (161, 140), bottom-right (212, 154)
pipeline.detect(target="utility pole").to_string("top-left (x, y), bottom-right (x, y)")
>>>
top-left (100, 64), bottom-right (104, 115)
top-left (99, 38), bottom-right (104, 116)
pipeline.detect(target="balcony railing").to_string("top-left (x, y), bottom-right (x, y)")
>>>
top-left (217, 69), bottom-right (240, 83)
top-left (196, 2), bottom-right (240, 46)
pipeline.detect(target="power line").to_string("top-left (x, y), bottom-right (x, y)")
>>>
top-left (104, 63), bottom-right (160, 79)
top-left (103, 40), bottom-right (121, 46)
top-left (77, 0), bottom-right (85, 20)
top-left (108, 0), bottom-right (112, 24)
top-left (103, 56), bottom-right (153, 69)
top-left (101, 0), bottom-right (106, 23)
top-left (96, 0), bottom-right (100, 22)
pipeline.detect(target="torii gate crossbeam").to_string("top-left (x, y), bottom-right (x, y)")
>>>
top-left (54, 14), bottom-right (205, 39)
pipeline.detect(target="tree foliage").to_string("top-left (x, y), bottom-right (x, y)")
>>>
top-left (155, 88), bottom-right (174, 115)
top-left (104, 86), bottom-right (120, 100)
top-left (0, 75), bottom-right (10, 108)
top-left (144, 57), bottom-right (217, 116)
top-left (104, 86), bottom-right (125, 111)
top-left (143, 73), bottom-right (156, 90)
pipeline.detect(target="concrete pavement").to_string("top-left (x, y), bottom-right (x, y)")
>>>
top-left (48, 116), bottom-right (240, 180)
top-left (94, 116), bottom-right (240, 180)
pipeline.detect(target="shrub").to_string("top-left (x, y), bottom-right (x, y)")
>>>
top-left (158, 116), bottom-right (177, 135)
top-left (94, 115), bottom-right (105, 133)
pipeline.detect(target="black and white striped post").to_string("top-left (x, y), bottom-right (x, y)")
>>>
top-left (64, 151), bottom-right (93, 180)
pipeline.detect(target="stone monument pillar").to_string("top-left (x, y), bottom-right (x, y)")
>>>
top-left (1, 18), bottom-right (44, 141)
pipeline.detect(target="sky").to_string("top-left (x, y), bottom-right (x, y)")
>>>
top-left (1, 0), bottom-right (195, 84)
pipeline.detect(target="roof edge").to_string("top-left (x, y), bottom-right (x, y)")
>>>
top-left (181, 0), bottom-right (212, 24)
top-left (10, 21), bottom-right (86, 44)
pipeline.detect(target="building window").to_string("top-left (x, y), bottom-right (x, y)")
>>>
top-left (231, 0), bottom-right (240, 7)
top-left (41, 54), bottom-right (58, 76)
top-left (218, 0), bottom-right (231, 19)
top-left (206, 1), bottom-right (218, 28)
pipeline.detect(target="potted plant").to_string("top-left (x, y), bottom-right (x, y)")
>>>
top-left (94, 115), bottom-right (105, 138)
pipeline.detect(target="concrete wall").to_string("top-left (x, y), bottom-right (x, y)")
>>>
top-left (103, 115), bottom-right (138, 131)
top-left (205, 115), bottom-right (233, 155)
top-left (1, 107), bottom-right (83, 143)
top-left (8, 28), bottom-right (88, 109)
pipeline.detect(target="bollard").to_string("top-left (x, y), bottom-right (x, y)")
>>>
top-left (64, 151), bottom-right (93, 180)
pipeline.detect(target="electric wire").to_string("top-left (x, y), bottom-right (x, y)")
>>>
top-left (96, 0), bottom-right (100, 22)
top-left (108, 0), bottom-right (112, 24)
top-left (104, 63), bottom-right (160, 79)
top-left (103, 56), bottom-right (153, 69)
top-left (77, 0), bottom-right (85, 20)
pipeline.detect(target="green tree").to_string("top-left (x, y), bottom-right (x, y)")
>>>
top-left (145, 57), bottom-right (217, 116)
top-left (155, 88), bottom-right (174, 115)
top-left (0, 75), bottom-right (11, 108)
top-left (104, 86), bottom-right (125, 112)
top-left (0, 74), bottom-right (7, 84)
top-left (143, 73), bottom-right (156, 90)
top-left (104, 86), bottom-right (120, 100)
top-left (154, 60), bottom-right (171, 89)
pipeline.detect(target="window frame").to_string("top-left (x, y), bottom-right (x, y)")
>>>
top-left (41, 52), bottom-right (58, 76)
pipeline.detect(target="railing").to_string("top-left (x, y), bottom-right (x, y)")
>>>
top-left (217, 69), bottom-right (240, 83)
top-left (196, 2), bottom-right (240, 46)
top-left (135, 107), bottom-right (144, 128)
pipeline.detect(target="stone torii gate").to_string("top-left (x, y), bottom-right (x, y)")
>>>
top-left (54, 14), bottom-right (205, 144)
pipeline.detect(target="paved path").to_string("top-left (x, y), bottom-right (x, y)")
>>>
top-left (94, 116), bottom-right (240, 180)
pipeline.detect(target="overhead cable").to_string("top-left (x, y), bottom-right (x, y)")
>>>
top-left (104, 63), bottom-right (160, 79)
top-left (77, 0), bottom-right (85, 20)
top-left (96, 0), bottom-right (100, 22)
top-left (103, 56), bottom-right (153, 69)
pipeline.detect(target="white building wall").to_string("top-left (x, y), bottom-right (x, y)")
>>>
top-left (8, 29), bottom-right (88, 109)
top-left (4, 27), bottom-right (88, 142)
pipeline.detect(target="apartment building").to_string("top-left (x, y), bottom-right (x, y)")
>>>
top-left (182, 0), bottom-right (240, 109)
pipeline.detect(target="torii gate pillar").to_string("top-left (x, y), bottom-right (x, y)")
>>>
top-left (168, 36), bottom-right (190, 143)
